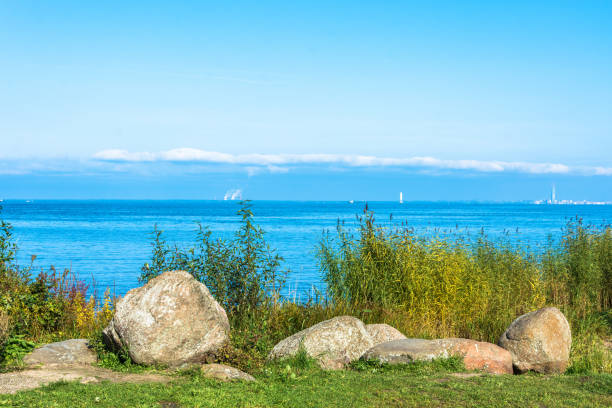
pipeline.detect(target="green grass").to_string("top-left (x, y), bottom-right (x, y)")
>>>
top-left (2, 363), bottom-right (611, 408)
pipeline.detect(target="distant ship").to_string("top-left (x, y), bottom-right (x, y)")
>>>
top-left (348, 200), bottom-right (354, 204)
top-left (399, 192), bottom-right (403, 204)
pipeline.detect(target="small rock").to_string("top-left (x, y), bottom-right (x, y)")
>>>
top-left (24, 339), bottom-right (97, 367)
top-left (268, 316), bottom-right (374, 370)
top-left (201, 364), bottom-right (255, 382)
top-left (365, 324), bottom-right (407, 346)
top-left (79, 376), bottom-right (99, 384)
top-left (362, 338), bottom-right (513, 375)
top-left (498, 307), bottom-right (571, 374)
top-left (103, 270), bottom-right (230, 367)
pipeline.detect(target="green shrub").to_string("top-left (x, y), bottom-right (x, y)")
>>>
top-left (140, 200), bottom-right (288, 321)
top-left (0, 334), bottom-right (35, 367)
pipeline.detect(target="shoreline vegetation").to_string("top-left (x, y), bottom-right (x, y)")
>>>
top-left (0, 202), bottom-right (610, 405)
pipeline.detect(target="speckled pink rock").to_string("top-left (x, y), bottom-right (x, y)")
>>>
top-left (362, 338), bottom-right (513, 375)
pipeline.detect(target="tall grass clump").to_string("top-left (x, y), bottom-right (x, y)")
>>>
top-left (318, 206), bottom-right (545, 342)
top-left (542, 218), bottom-right (612, 372)
top-left (543, 218), bottom-right (612, 318)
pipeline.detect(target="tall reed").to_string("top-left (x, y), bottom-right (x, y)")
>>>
top-left (318, 207), bottom-right (546, 342)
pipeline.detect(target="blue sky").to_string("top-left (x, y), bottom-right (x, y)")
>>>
top-left (1, 1), bottom-right (611, 200)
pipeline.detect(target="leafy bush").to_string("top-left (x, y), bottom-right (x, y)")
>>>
top-left (140, 200), bottom-right (287, 320)
top-left (0, 334), bottom-right (35, 367)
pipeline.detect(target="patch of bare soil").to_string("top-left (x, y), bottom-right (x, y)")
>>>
top-left (0, 365), bottom-right (170, 394)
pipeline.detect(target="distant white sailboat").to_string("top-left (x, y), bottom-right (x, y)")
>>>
top-left (399, 192), bottom-right (403, 204)
top-left (348, 200), bottom-right (354, 204)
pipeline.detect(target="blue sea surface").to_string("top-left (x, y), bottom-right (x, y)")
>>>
top-left (1, 200), bottom-right (611, 298)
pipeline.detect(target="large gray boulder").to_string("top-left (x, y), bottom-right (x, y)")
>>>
top-left (268, 316), bottom-right (374, 369)
top-left (103, 270), bottom-right (230, 366)
top-left (365, 324), bottom-right (407, 345)
top-left (498, 307), bottom-right (571, 374)
top-left (24, 339), bottom-right (97, 367)
top-left (362, 338), bottom-right (513, 375)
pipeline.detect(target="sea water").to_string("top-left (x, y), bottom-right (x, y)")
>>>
top-left (1, 200), bottom-right (611, 297)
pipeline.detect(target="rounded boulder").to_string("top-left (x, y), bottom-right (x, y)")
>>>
top-left (498, 307), bottom-right (571, 374)
top-left (268, 316), bottom-right (374, 370)
top-left (103, 270), bottom-right (230, 366)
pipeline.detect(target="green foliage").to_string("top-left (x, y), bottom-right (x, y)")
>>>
top-left (543, 218), bottom-right (612, 318)
top-left (88, 332), bottom-right (158, 373)
top-left (140, 201), bottom-right (287, 320)
top-left (260, 349), bottom-right (320, 382)
top-left (0, 207), bottom-right (17, 271)
top-left (566, 311), bottom-right (612, 374)
top-left (350, 355), bottom-right (465, 375)
top-left (0, 334), bottom-right (36, 367)
top-left (318, 207), bottom-right (545, 342)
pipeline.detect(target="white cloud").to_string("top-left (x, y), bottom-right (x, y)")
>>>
top-left (92, 148), bottom-right (610, 176)
top-left (594, 167), bottom-right (612, 176)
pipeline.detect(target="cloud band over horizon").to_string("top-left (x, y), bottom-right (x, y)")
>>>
top-left (92, 148), bottom-right (612, 176)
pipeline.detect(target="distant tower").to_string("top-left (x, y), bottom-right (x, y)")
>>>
top-left (551, 184), bottom-right (556, 204)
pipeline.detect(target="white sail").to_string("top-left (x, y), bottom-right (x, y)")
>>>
top-left (399, 192), bottom-right (403, 204)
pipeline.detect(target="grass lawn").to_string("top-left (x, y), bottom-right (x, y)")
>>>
top-left (1, 361), bottom-right (611, 408)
